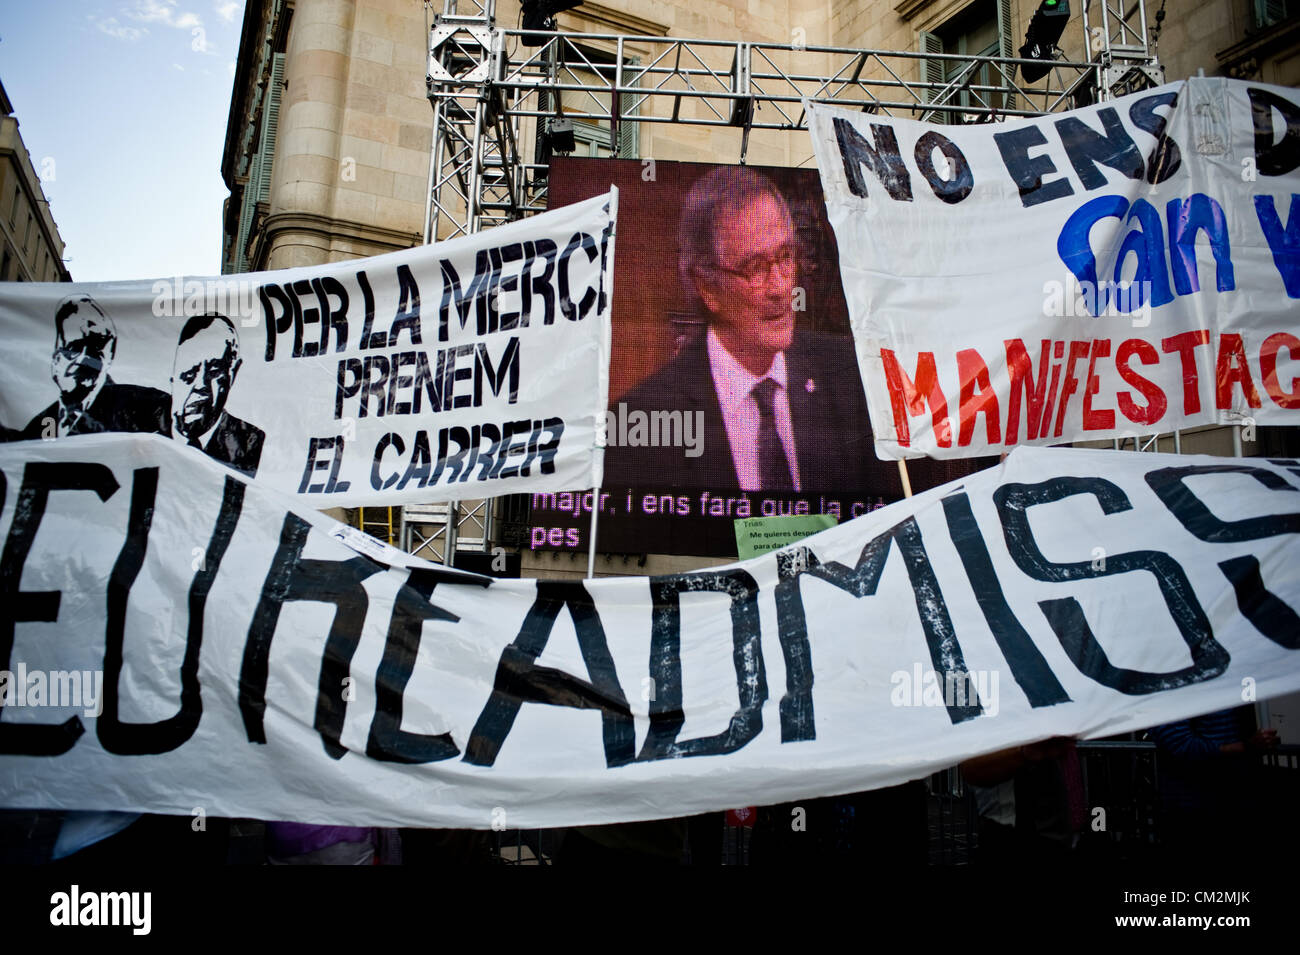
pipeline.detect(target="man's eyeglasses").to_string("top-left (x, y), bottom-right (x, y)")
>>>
top-left (708, 244), bottom-right (797, 287)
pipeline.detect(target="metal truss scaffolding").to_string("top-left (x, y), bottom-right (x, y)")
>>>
top-left (409, 0), bottom-right (1163, 563)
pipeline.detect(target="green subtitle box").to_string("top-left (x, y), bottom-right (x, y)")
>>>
top-left (734, 514), bottom-right (838, 559)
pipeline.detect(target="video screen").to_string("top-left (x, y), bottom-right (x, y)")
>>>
top-left (527, 158), bottom-right (992, 557)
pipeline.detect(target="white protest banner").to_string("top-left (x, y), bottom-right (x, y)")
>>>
top-left (1, 434), bottom-right (1297, 828)
top-left (809, 79), bottom-right (1300, 460)
top-left (0, 190), bottom-right (617, 505)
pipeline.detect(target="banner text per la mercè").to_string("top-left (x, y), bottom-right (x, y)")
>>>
top-left (246, 230), bottom-right (609, 495)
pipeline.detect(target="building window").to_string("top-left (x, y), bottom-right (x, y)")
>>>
top-left (9, 186), bottom-right (18, 225)
top-left (1, 248), bottom-right (10, 281)
top-left (1254, 0), bottom-right (1297, 29)
top-left (543, 45), bottom-right (640, 160)
top-left (920, 0), bottom-right (1016, 122)
top-left (234, 51), bottom-right (284, 273)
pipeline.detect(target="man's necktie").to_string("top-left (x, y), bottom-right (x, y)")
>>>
top-left (752, 377), bottom-right (794, 490)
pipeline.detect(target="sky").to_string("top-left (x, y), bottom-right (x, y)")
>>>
top-left (2, 1), bottom-right (246, 282)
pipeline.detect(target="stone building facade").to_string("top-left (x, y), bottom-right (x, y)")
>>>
top-left (222, 0), bottom-right (1299, 274)
top-left (0, 80), bottom-right (72, 284)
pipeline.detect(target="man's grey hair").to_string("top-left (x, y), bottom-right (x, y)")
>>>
top-left (177, 312), bottom-right (240, 366)
top-left (54, 295), bottom-right (115, 344)
top-left (677, 166), bottom-right (793, 318)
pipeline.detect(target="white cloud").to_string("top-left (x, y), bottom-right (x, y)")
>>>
top-left (215, 2), bottom-right (242, 23)
top-left (96, 16), bottom-right (147, 41)
top-left (173, 63), bottom-right (186, 71)
top-left (128, 1), bottom-right (205, 32)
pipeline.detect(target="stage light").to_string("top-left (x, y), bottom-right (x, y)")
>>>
top-left (548, 116), bottom-right (576, 154)
top-left (1018, 0), bottom-right (1070, 84)
top-left (521, 0), bottom-right (584, 46)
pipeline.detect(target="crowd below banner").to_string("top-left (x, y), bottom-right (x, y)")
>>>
top-left (5, 706), bottom-right (1293, 866)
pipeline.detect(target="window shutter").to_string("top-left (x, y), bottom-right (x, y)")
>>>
top-left (236, 185), bottom-right (253, 274)
top-left (258, 53), bottom-right (285, 203)
top-left (996, 0), bottom-right (1017, 112)
top-left (919, 31), bottom-right (945, 104)
top-left (1255, 0), bottom-right (1289, 27)
top-left (617, 56), bottom-right (640, 159)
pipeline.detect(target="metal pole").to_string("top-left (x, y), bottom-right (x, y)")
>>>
top-left (586, 486), bottom-right (601, 579)
top-left (445, 501), bottom-right (458, 567)
top-left (424, 99), bottom-right (444, 244)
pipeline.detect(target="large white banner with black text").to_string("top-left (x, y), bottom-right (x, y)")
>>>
top-left (810, 79), bottom-right (1300, 459)
top-left (0, 191), bottom-right (617, 506)
top-left (0, 435), bottom-right (1297, 828)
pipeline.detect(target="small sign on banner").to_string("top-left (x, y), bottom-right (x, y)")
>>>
top-left (734, 513), bottom-right (838, 559)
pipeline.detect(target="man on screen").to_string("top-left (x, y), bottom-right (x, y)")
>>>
top-left (10, 295), bottom-right (168, 441)
top-left (168, 312), bottom-right (265, 477)
top-left (604, 166), bottom-right (876, 492)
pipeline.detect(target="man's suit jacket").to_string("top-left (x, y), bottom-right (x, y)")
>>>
top-left (605, 327), bottom-right (896, 495)
top-left (173, 410), bottom-right (266, 478)
top-left (11, 378), bottom-right (169, 441)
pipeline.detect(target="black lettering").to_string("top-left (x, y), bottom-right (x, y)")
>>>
top-left (335, 357), bottom-right (363, 419)
top-left (438, 250), bottom-right (492, 342)
top-left (638, 568), bottom-right (765, 759)
top-left (259, 283), bottom-right (294, 362)
top-left (357, 270), bottom-right (385, 349)
top-left (913, 130), bottom-right (974, 204)
top-left (558, 231), bottom-right (599, 322)
top-left (475, 337), bottom-right (520, 405)
top-left (994, 477), bottom-right (1227, 693)
top-left (367, 567), bottom-right (481, 763)
top-left (99, 475), bottom-right (244, 754)
top-left (464, 581), bottom-right (634, 767)
top-left (314, 275), bottom-right (349, 353)
top-left (1145, 463), bottom-right (1300, 542)
top-left (833, 116), bottom-right (913, 201)
top-left (239, 514), bottom-right (384, 757)
top-left (781, 516), bottom-right (982, 725)
top-left (994, 124), bottom-right (1074, 207)
top-left (371, 433), bottom-right (403, 491)
top-left (1249, 86), bottom-right (1300, 177)
top-left (1129, 91), bottom-right (1182, 184)
top-left (940, 492), bottom-right (1071, 708)
top-left (522, 239), bottom-right (557, 326)
top-left (389, 264), bottom-right (422, 346)
top-left (0, 463), bottom-right (117, 755)
top-left (1218, 555), bottom-right (1300, 650)
top-left (1054, 106), bottom-right (1145, 190)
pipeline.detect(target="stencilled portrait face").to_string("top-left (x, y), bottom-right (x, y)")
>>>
top-left (172, 321), bottom-right (240, 440)
top-left (51, 302), bottom-right (116, 406)
top-left (697, 190), bottom-right (799, 377)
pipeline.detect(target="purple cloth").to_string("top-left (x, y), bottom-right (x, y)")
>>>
top-left (266, 822), bottom-right (375, 858)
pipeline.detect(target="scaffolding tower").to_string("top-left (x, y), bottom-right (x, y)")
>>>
top-left (398, 0), bottom-right (1164, 563)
